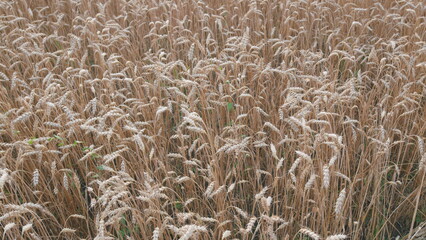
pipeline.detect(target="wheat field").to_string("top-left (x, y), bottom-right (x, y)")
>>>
top-left (0, 0), bottom-right (425, 239)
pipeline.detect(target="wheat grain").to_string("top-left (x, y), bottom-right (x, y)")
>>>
top-left (326, 234), bottom-right (348, 240)
top-left (299, 228), bottom-right (321, 240)
top-left (255, 187), bottom-right (268, 201)
top-left (0, 1), bottom-right (424, 239)
top-left (335, 188), bottom-right (346, 215)
top-left (304, 174), bottom-right (317, 191)
top-left (22, 223), bottom-right (33, 234)
top-left (323, 165), bottom-right (330, 189)
top-left (33, 169), bottom-right (39, 186)
top-left (4, 222), bottom-right (16, 234)
top-left (222, 230), bottom-right (231, 239)
top-left (245, 217), bottom-right (257, 233)
top-left (63, 173), bottom-right (69, 191)
top-left (152, 227), bottom-right (160, 240)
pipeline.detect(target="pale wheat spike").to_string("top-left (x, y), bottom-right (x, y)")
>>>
top-left (152, 227), bottom-right (160, 240)
top-left (299, 228), bottom-right (321, 240)
top-left (245, 217), bottom-right (257, 233)
top-left (98, 219), bottom-right (105, 237)
top-left (323, 165), bottom-right (330, 189)
top-left (295, 151), bottom-right (312, 162)
top-left (121, 160), bottom-right (126, 172)
top-left (326, 234), bottom-right (348, 240)
top-left (264, 122), bottom-right (280, 134)
top-left (276, 157), bottom-right (285, 170)
top-left (22, 223), bottom-right (33, 234)
top-left (156, 106), bottom-right (169, 119)
top-left (418, 136), bottom-right (424, 155)
top-left (335, 188), bottom-right (347, 215)
top-left (51, 161), bottom-right (56, 174)
top-left (204, 181), bottom-right (215, 197)
top-left (210, 185), bottom-right (226, 198)
top-left (63, 173), bottom-right (69, 191)
top-left (227, 183), bottom-right (236, 193)
top-left (188, 43), bottom-right (195, 60)
top-left (222, 230), bottom-right (231, 239)
top-left (0, 72), bottom-right (10, 81)
top-left (304, 174), bottom-right (317, 191)
top-left (4, 222), bottom-right (16, 234)
top-left (255, 186), bottom-right (268, 201)
top-left (270, 143), bottom-right (279, 160)
top-left (0, 171), bottom-right (8, 190)
top-left (33, 169), bottom-right (39, 186)
top-left (186, 126), bottom-right (206, 134)
top-left (134, 133), bottom-right (145, 152)
top-left (168, 153), bottom-right (184, 159)
top-left (329, 155), bottom-right (338, 166)
top-left (420, 153), bottom-right (426, 171)
top-left (13, 112), bottom-right (31, 124)
top-left (289, 157), bottom-right (302, 174)
top-left (234, 207), bottom-right (249, 219)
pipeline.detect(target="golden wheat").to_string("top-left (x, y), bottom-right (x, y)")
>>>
top-left (0, 0), bottom-right (425, 239)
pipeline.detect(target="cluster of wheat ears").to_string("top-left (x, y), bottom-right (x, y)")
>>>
top-left (0, 0), bottom-right (425, 239)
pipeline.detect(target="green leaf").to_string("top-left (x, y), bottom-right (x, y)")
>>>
top-left (28, 137), bottom-right (36, 145)
top-left (227, 102), bottom-right (234, 112)
top-left (82, 146), bottom-right (91, 151)
top-left (175, 202), bottom-right (183, 211)
top-left (54, 135), bottom-right (63, 141)
top-left (97, 165), bottom-right (106, 171)
top-left (120, 216), bottom-right (127, 226)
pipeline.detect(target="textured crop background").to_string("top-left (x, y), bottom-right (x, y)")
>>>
top-left (0, 0), bottom-right (425, 239)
